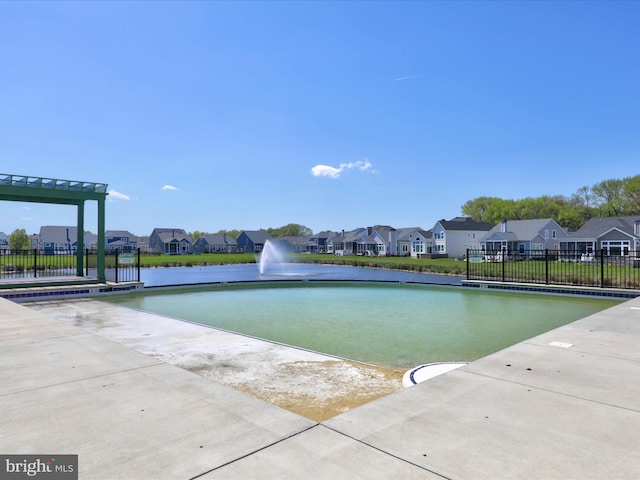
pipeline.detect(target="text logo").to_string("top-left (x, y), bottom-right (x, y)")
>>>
top-left (0, 455), bottom-right (77, 480)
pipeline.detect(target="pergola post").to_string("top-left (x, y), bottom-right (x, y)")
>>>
top-left (97, 196), bottom-right (106, 282)
top-left (76, 201), bottom-right (85, 276)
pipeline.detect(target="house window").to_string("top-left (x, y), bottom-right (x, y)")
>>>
top-left (544, 230), bottom-right (549, 239)
top-left (552, 230), bottom-right (556, 239)
top-left (413, 239), bottom-right (424, 254)
top-left (401, 244), bottom-right (409, 253)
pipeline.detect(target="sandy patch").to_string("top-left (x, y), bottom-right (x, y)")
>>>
top-left (27, 299), bottom-right (403, 422)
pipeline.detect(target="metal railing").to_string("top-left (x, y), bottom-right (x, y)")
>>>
top-left (0, 248), bottom-right (141, 284)
top-left (0, 249), bottom-right (86, 280)
top-left (466, 249), bottom-right (640, 289)
top-left (105, 249), bottom-right (141, 283)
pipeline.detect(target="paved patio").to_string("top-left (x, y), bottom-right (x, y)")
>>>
top-left (1, 293), bottom-right (639, 479)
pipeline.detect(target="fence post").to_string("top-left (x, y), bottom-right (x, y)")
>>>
top-left (545, 249), bottom-right (549, 284)
top-left (85, 249), bottom-right (88, 277)
top-left (466, 249), bottom-right (470, 280)
top-left (33, 248), bottom-right (38, 278)
top-left (137, 248), bottom-right (141, 282)
top-left (502, 248), bottom-right (506, 282)
top-left (600, 249), bottom-right (605, 288)
top-left (115, 249), bottom-right (119, 284)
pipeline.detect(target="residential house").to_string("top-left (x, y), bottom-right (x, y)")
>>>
top-left (431, 217), bottom-right (493, 259)
top-left (236, 230), bottom-right (273, 253)
top-left (149, 228), bottom-right (194, 255)
top-left (396, 227), bottom-right (433, 258)
top-left (370, 225), bottom-right (398, 256)
top-left (192, 233), bottom-right (238, 254)
top-left (137, 236), bottom-right (151, 253)
top-left (559, 216), bottom-right (640, 258)
top-left (105, 230), bottom-right (139, 254)
top-left (305, 231), bottom-right (339, 253)
top-left (332, 228), bottom-right (374, 256)
top-left (282, 236), bottom-right (308, 253)
top-left (36, 226), bottom-right (80, 254)
top-left (0, 232), bottom-right (8, 253)
top-left (480, 219), bottom-right (568, 257)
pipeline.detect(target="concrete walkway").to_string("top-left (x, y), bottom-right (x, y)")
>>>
top-left (1, 295), bottom-right (639, 479)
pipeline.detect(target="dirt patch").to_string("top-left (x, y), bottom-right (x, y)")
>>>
top-left (185, 358), bottom-right (403, 422)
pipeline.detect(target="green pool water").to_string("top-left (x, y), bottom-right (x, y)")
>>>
top-left (108, 283), bottom-right (621, 369)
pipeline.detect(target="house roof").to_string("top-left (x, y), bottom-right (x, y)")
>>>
top-left (201, 233), bottom-right (237, 245)
top-left (39, 226), bottom-right (79, 243)
top-left (239, 230), bottom-right (273, 244)
top-left (106, 230), bottom-right (137, 239)
top-left (283, 236), bottom-right (308, 246)
top-left (436, 217), bottom-right (493, 231)
top-left (396, 227), bottom-right (431, 242)
top-left (482, 219), bottom-right (561, 242)
top-left (152, 228), bottom-right (193, 243)
top-left (568, 216), bottom-right (640, 239)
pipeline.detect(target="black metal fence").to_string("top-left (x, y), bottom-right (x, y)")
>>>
top-left (466, 249), bottom-right (640, 289)
top-left (105, 249), bottom-right (141, 283)
top-left (0, 249), bottom-right (140, 283)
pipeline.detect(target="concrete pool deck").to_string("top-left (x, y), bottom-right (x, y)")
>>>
top-left (1, 295), bottom-right (640, 479)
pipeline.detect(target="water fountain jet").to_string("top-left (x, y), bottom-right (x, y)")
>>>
top-left (258, 239), bottom-right (293, 275)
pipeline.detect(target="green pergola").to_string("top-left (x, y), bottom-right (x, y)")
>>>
top-left (0, 173), bottom-right (108, 282)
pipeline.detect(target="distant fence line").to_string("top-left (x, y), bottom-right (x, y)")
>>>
top-left (0, 249), bottom-right (141, 283)
top-left (466, 249), bottom-right (640, 290)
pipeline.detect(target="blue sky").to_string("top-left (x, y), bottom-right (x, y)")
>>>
top-left (1, 1), bottom-right (639, 237)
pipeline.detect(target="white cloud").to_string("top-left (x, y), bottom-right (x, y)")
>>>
top-left (311, 164), bottom-right (342, 179)
top-left (108, 189), bottom-right (131, 201)
top-left (161, 184), bottom-right (178, 191)
top-left (311, 160), bottom-right (378, 179)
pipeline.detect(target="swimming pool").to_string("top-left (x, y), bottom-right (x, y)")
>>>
top-left (107, 282), bottom-right (620, 369)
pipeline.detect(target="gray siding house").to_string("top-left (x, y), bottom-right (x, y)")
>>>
top-left (560, 216), bottom-right (640, 257)
top-left (0, 232), bottom-right (9, 253)
top-left (149, 228), bottom-right (194, 255)
top-left (192, 233), bottom-right (238, 254)
top-left (480, 219), bottom-right (568, 257)
top-left (236, 231), bottom-right (273, 253)
top-left (105, 230), bottom-right (139, 254)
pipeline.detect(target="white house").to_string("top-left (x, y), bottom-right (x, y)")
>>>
top-left (431, 217), bottom-right (493, 259)
top-left (396, 227), bottom-right (433, 258)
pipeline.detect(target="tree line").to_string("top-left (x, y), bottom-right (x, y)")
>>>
top-left (190, 223), bottom-right (313, 241)
top-left (461, 175), bottom-right (640, 231)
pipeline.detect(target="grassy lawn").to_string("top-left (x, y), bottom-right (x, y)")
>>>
top-left (131, 252), bottom-right (469, 275)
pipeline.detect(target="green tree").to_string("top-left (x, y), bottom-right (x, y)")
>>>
top-left (461, 197), bottom-right (504, 223)
top-left (9, 228), bottom-right (30, 252)
top-left (189, 231), bottom-right (206, 240)
top-left (267, 224), bottom-right (313, 238)
top-left (621, 175), bottom-right (640, 215)
top-left (592, 178), bottom-right (625, 217)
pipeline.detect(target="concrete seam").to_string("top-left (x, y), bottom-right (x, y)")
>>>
top-left (322, 425), bottom-right (453, 480)
top-left (0, 362), bottom-right (164, 398)
top-left (188, 423), bottom-right (320, 479)
top-left (463, 369), bottom-right (640, 414)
